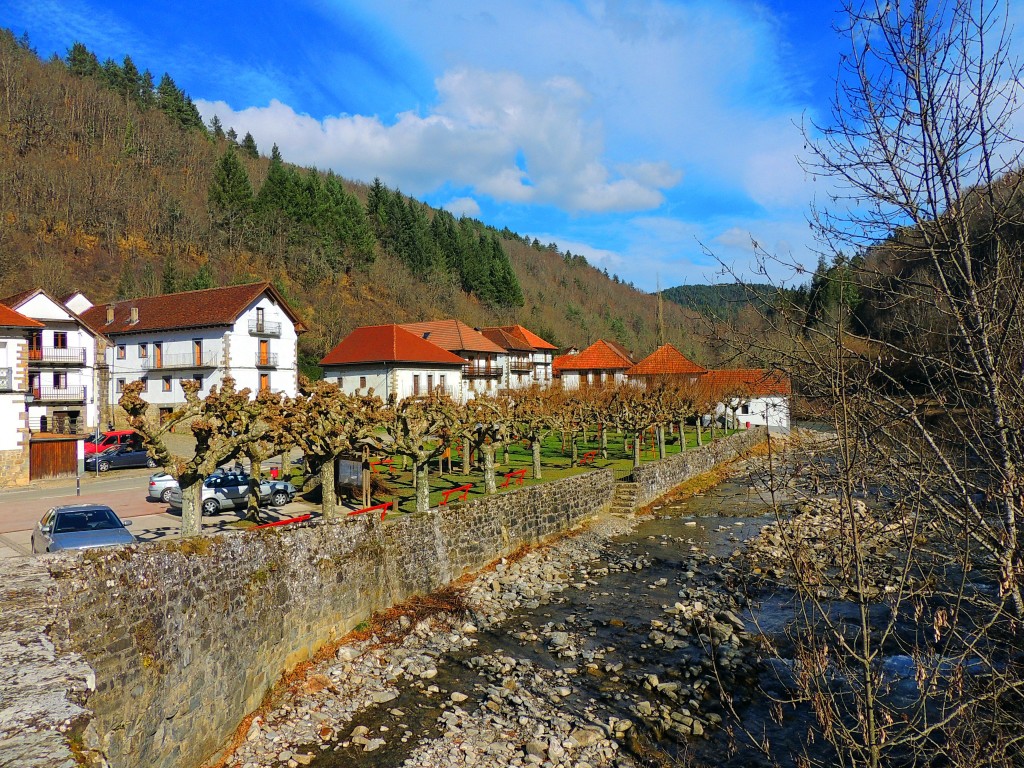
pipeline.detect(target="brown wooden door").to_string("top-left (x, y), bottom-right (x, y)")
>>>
top-left (30, 439), bottom-right (77, 480)
top-left (259, 339), bottom-right (269, 365)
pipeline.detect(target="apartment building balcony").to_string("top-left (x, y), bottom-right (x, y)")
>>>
top-left (508, 358), bottom-right (533, 373)
top-left (255, 353), bottom-right (279, 368)
top-left (142, 353), bottom-right (220, 371)
top-left (28, 347), bottom-right (87, 366)
top-left (462, 365), bottom-right (501, 378)
top-left (31, 386), bottom-right (86, 403)
top-left (248, 319), bottom-right (282, 337)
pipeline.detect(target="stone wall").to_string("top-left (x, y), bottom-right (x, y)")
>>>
top-left (33, 468), bottom-right (615, 768)
top-left (0, 445), bottom-right (29, 487)
top-left (631, 427), bottom-right (767, 507)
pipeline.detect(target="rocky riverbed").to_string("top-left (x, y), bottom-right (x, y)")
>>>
top-left (222, 439), bottom-right (827, 768)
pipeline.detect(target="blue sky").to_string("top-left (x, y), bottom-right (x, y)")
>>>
top-left (5, 0), bottom-right (860, 290)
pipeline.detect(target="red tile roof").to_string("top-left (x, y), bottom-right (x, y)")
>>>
top-left (480, 328), bottom-right (534, 352)
top-left (487, 325), bottom-right (558, 351)
top-left (321, 325), bottom-right (468, 366)
top-left (626, 344), bottom-right (707, 376)
top-left (553, 339), bottom-right (634, 373)
top-left (79, 283), bottom-right (305, 335)
top-left (400, 320), bottom-right (505, 354)
top-left (0, 289), bottom-right (37, 308)
top-left (704, 369), bottom-right (792, 397)
top-left (0, 303), bottom-right (43, 329)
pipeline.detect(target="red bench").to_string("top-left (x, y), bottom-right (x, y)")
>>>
top-left (348, 501), bottom-right (392, 521)
top-left (370, 457), bottom-right (394, 474)
top-left (579, 450), bottom-right (598, 466)
top-left (500, 468), bottom-right (528, 488)
top-left (253, 514), bottom-right (312, 529)
top-left (440, 484), bottom-right (472, 506)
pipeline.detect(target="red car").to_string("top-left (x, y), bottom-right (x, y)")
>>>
top-left (84, 429), bottom-right (138, 456)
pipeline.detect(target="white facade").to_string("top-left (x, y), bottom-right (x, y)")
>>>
top-left (11, 292), bottom-right (101, 433)
top-left (557, 369), bottom-right (628, 391)
top-left (323, 363), bottom-right (465, 402)
top-left (0, 332), bottom-right (28, 452)
top-left (737, 396), bottom-right (790, 431)
top-left (106, 293), bottom-right (299, 413)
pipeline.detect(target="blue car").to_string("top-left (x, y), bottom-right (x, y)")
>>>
top-left (85, 445), bottom-right (157, 472)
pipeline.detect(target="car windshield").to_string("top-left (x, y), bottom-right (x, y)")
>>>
top-left (52, 508), bottom-right (123, 533)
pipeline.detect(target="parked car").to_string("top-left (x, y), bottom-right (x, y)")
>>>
top-left (84, 429), bottom-right (139, 456)
top-left (31, 504), bottom-right (136, 554)
top-left (85, 444), bottom-right (157, 472)
top-left (166, 472), bottom-right (297, 515)
top-left (148, 472), bottom-right (178, 503)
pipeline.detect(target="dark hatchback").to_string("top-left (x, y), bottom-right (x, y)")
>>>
top-left (84, 444), bottom-right (157, 472)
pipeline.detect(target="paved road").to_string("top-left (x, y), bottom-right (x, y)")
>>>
top-left (0, 466), bottom-right (319, 558)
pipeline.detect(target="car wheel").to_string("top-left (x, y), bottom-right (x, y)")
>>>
top-left (160, 487), bottom-right (173, 503)
top-left (271, 490), bottom-right (289, 507)
top-left (201, 498), bottom-right (220, 516)
top-left (146, 457), bottom-right (157, 468)
top-left (98, 461), bottom-right (110, 472)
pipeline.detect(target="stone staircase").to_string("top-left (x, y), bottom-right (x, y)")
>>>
top-left (610, 481), bottom-right (640, 515)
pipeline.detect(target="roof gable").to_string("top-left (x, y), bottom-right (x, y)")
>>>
top-left (626, 344), bottom-right (707, 376)
top-left (321, 325), bottom-right (468, 366)
top-left (480, 328), bottom-right (534, 352)
top-left (704, 369), bottom-right (792, 397)
top-left (488, 325), bottom-right (557, 351)
top-left (0, 303), bottom-right (43, 329)
top-left (553, 339), bottom-right (634, 373)
top-left (399, 320), bottom-right (505, 354)
top-left (79, 282), bottom-right (305, 336)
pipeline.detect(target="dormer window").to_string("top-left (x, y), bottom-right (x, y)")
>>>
top-left (129, 307), bottom-right (139, 324)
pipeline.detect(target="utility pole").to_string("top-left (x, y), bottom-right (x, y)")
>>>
top-left (656, 274), bottom-right (665, 347)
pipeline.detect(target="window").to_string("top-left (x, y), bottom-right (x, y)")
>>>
top-left (138, 342), bottom-right (148, 359)
top-left (193, 374), bottom-right (203, 386)
top-left (359, 376), bottom-right (367, 389)
top-left (741, 404), bottom-right (750, 415)
top-left (412, 374), bottom-right (421, 396)
top-left (139, 377), bottom-right (148, 392)
top-left (162, 376), bottom-right (172, 392)
top-left (439, 374), bottom-right (446, 390)
top-left (53, 332), bottom-right (68, 349)
top-left (259, 373), bottom-right (270, 391)
top-left (53, 372), bottom-right (67, 389)
top-left (256, 307), bottom-right (265, 331)
top-left (154, 342), bottom-right (162, 368)
top-left (192, 339), bottom-right (202, 366)
top-left (258, 339), bottom-right (269, 365)
top-left (427, 374), bottom-right (434, 392)
top-left (116, 378), bottom-right (126, 393)
top-left (158, 407), bottom-right (173, 425)
top-left (116, 344), bottom-right (126, 360)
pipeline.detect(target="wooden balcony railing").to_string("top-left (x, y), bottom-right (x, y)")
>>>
top-left (28, 347), bottom-right (87, 365)
top-left (31, 385), bottom-right (86, 403)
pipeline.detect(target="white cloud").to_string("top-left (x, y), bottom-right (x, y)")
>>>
top-left (443, 197), bottom-right (481, 217)
top-left (197, 66), bottom-right (679, 213)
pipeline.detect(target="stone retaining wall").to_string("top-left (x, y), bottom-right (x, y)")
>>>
top-left (25, 469), bottom-right (615, 768)
top-left (631, 427), bottom-right (767, 507)
top-left (1, 429), bottom-right (766, 768)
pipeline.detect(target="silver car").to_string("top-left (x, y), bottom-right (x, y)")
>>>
top-left (148, 472), bottom-right (178, 503)
top-left (32, 504), bottom-right (136, 554)
top-left (167, 472), bottom-right (296, 515)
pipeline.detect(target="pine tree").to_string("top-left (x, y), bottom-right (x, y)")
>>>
top-left (240, 131), bottom-right (258, 159)
top-left (209, 115), bottom-right (225, 139)
top-left (209, 148), bottom-right (253, 247)
top-left (187, 261), bottom-right (215, 290)
top-left (161, 254), bottom-right (179, 294)
top-left (65, 42), bottom-right (100, 78)
top-left (116, 259), bottom-right (137, 300)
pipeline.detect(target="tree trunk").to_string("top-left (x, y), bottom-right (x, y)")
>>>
top-left (245, 458), bottom-right (263, 524)
top-left (415, 459), bottom-right (430, 514)
top-left (657, 425), bottom-right (666, 459)
top-left (696, 418), bottom-right (703, 447)
top-left (678, 420), bottom-right (686, 450)
top-left (320, 457), bottom-right (338, 520)
top-left (571, 438), bottom-right (578, 467)
top-left (600, 424), bottom-right (608, 459)
top-left (632, 431), bottom-right (641, 468)
top-left (462, 439), bottom-right (471, 476)
top-left (531, 439), bottom-right (543, 479)
top-left (180, 479), bottom-right (203, 537)
top-left (482, 444), bottom-right (497, 494)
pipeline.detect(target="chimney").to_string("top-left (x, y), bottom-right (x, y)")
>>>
top-left (105, 306), bottom-right (114, 325)
top-left (129, 307), bottom-right (139, 325)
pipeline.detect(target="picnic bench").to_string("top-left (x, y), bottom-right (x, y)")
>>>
top-left (348, 501), bottom-right (392, 521)
top-left (440, 484), bottom-right (473, 506)
top-left (579, 450), bottom-right (598, 466)
top-left (500, 468), bottom-right (528, 488)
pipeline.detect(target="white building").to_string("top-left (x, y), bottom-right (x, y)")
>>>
top-left (321, 324), bottom-right (467, 402)
top-left (553, 339), bottom-right (635, 390)
top-left (398, 320), bottom-right (506, 400)
top-left (80, 282), bottom-right (305, 423)
top-left (1, 288), bottom-right (106, 434)
top-left (0, 303), bottom-right (42, 486)
top-left (480, 325), bottom-right (557, 389)
top-left (704, 369), bottom-right (792, 431)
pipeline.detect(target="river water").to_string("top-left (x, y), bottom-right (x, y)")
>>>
top-left (292, 473), bottom-right (822, 768)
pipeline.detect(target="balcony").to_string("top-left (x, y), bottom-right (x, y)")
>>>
top-left (255, 353), bottom-right (278, 368)
top-left (462, 365), bottom-right (501, 378)
top-left (142, 353), bottom-right (220, 371)
top-left (31, 386), bottom-right (86, 403)
top-left (29, 415), bottom-right (84, 434)
top-left (509, 358), bottom-right (532, 373)
top-left (29, 347), bottom-right (87, 366)
top-left (248, 319), bottom-right (282, 337)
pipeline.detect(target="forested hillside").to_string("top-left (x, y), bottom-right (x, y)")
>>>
top-left (0, 31), bottom-right (722, 374)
